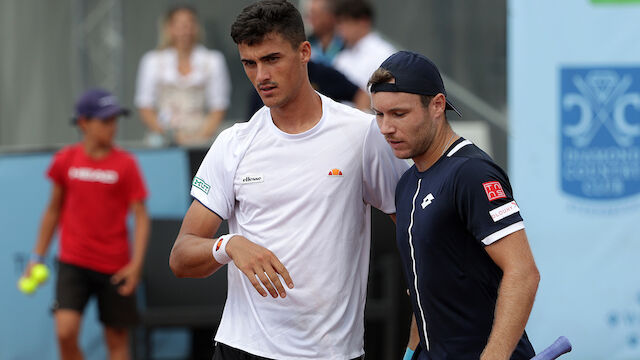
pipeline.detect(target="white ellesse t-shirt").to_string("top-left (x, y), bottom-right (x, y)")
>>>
top-left (191, 94), bottom-right (409, 360)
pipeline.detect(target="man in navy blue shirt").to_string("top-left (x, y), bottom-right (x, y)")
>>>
top-left (368, 51), bottom-right (540, 360)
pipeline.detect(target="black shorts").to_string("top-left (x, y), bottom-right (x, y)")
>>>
top-left (213, 342), bottom-right (365, 360)
top-left (53, 260), bottom-right (139, 328)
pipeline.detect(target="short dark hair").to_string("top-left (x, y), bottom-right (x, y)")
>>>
top-left (230, 0), bottom-right (306, 48)
top-left (333, 0), bottom-right (374, 20)
top-left (368, 67), bottom-right (434, 108)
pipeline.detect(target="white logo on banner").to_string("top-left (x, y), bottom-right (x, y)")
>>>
top-left (561, 68), bottom-right (640, 201)
top-left (563, 70), bottom-right (640, 148)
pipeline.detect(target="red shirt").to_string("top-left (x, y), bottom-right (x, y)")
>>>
top-left (47, 144), bottom-right (148, 274)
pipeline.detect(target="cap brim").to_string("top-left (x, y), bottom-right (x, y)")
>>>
top-left (94, 106), bottom-right (130, 120)
top-left (446, 100), bottom-right (462, 117)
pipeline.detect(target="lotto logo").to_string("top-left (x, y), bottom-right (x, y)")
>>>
top-left (483, 181), bottom-right (506, 201)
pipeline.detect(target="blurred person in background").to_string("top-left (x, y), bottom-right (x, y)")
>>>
top-left (135, 5), bottom-right (231, 147)
top-left (333, 0), bottom-right (395, 91)
top-left (306, 0), bottom-right (344, 66)
top-left (24, 89), bottom-right (150, 360)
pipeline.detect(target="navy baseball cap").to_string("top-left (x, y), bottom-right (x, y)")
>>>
top-left (370, 51), bottom-right (461, 117)
top-left (72, 88), bottom-right (129, 124)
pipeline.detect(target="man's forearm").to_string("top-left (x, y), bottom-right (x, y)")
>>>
top-left (169, 233), bottom-right (223, 278)
top-left (201, 109), bottom-right (226, 139)
top-left (481, 270), bottom-right (540, 360)
top-left (408, 314), bottom-right (420, 350)
top-left (139, 107), bottom-right (164, 133)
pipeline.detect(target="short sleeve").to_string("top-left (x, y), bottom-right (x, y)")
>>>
top-left (190, 129), bottom-right (237, 219)
top-left (205, 51), bottom-right (231, 111)
top-left (47, 148), bottom-right (71, 186)
top-left (453, 159), bottom-right (525, 246)
top-left (134, 52), bottom-right (157, 108)
top-left (125, 156), bottom-right (148, 203)
top-left (362, 119), bottom-right (410, 213)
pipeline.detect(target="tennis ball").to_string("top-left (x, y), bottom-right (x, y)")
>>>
top-left (18, 276), bottom-right (37, 295)
top-left (31, 264), bottom-right (49, 284)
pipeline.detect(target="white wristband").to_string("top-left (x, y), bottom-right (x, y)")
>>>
top-left (212, 234), bottom-right (236, 264)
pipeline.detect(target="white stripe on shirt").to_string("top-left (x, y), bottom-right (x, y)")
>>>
top-left (481, 221), bottom-right (525, 246)
top-left (409, 178), bottom-right (430, 350)
top-left (447, 139), bottom-right (473, 157)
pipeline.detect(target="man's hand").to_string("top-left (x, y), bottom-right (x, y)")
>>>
top-left (226, 235), bottom-right (294, 298)
top-left (111, 262), bottom-right (143, 296)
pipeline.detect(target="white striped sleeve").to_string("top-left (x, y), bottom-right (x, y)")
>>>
top-left (481, 221), bottom-right (525, 246)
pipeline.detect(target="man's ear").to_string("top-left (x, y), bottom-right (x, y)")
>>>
top-left (299, 40), bottom-right (312, 64)
top-left (431, 93), bottom-right (447, 115)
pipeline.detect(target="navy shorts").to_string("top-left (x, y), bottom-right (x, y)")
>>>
top-left (212, 342), bottom-right (365, 360)
top-left (53, 260), bottom-right (139, 328)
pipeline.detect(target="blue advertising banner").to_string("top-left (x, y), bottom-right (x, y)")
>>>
top-left (509, 1), bottom-right (640, 358)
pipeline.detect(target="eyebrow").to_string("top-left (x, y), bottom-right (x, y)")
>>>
top-left (372, 106), bottom-right (411, 113)
top-left (241, 52), bottom-right (281, 63)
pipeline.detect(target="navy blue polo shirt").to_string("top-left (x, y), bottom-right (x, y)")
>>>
top-left (395, 138), bottom-right (535, 360)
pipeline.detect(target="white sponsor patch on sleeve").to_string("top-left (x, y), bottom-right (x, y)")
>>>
top-left (489, 201), bottom-right (520, 222)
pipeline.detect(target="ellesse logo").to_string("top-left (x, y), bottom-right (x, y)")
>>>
top-left (328, 168), bottom-right (343, 176)
top-left (241, 174), bottom-right (264, 184)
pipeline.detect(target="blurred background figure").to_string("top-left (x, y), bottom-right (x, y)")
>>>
top-left (24, 89), bottom-right (150, 360)
top-left (135, 4), bottom-right (231, 147)
top-left (306, 0), bottom-right (344, 66)
top-left (333, 0), bottom-right (395, 91)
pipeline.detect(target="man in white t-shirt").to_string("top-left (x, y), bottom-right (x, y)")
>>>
top-left (332, 0), bottom-right (396, 91)
top-left (168, 1), bottom-right (409, 359)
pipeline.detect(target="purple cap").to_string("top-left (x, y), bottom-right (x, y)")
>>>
top-left (370, 51), bottom-right (461, 117)
top-left (73, 88), bottom-right (129, 123)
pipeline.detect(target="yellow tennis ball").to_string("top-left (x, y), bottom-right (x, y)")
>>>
top-left (31, 264), bottom-right (49, 284)
top-left (18, 276), bottom-right (37, 295)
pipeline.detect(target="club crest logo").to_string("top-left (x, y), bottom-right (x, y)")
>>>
top-left (560, 67), bottom-right (640, 200)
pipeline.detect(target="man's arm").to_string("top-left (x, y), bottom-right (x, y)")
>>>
top-left (200, 109), bottom-right (226, 140)
top-left (169, 200), bottom-right (224, 278)
top-left (111, 200), bottom-right (150, 296)
top-left (138, 107), bottom-right (164, 134)
top-left (408, 313), bottom-right (420, 350)
top-left (480, 229), bottom-right (540, 360)
top-left (26, 183), bottom-right (64, 275)
top-left (169, 200), bottom-right (294, 298)
top-left (176, 109), bottom-right (226, 145)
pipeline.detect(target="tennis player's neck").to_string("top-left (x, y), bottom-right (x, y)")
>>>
top-left (414, 130), bottom-right (458, 172)
top-left (271, 88), bottom-right (322, 134)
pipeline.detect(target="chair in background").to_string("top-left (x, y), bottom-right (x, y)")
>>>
top-left (134, 218), bottom-right (229, 360)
